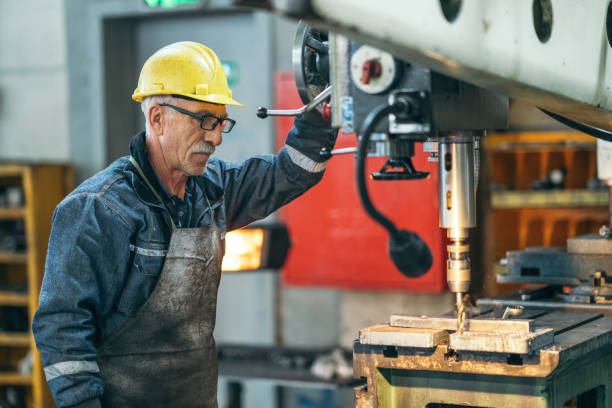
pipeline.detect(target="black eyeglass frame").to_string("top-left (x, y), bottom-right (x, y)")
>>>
top-left (159, 103), bottom-right (236, 133)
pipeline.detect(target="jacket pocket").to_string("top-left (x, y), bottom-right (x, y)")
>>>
top-left (117, 244), bottom-right (167, 315)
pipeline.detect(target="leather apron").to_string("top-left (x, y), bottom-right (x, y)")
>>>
top-left (97, 157), bottom-right (222, 407)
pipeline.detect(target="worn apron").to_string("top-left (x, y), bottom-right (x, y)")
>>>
top-left (97, 157), bottom-right (222, 407)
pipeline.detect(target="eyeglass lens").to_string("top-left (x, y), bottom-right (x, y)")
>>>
top-left (201, 116), bottom-right (234, 133)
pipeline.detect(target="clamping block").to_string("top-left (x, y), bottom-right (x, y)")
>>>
top-left (359, 324), bottom-right (449, 348)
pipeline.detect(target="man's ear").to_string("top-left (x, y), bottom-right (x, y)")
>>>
top-left (148, 104), bottom-right (164, 135)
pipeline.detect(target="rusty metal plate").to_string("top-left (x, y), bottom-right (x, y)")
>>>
top-left (359, 324), bottom-right (449, 348)
top-left (450, 328), bottom-right (554, 354)
top-left (390, 314), bottom-right (534, 333)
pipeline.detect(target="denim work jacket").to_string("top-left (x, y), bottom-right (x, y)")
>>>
top-left (32, 117), bottom-right (337, 408)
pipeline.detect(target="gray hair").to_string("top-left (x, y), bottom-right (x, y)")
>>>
top-left (141, 95), bottom-right (176, 134)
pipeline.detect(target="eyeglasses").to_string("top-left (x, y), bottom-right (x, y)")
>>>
top-left (159, 103), bottom-right (236, 133)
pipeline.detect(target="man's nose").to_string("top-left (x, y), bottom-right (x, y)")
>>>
top-left (205, 128), bottom-right (223, 146)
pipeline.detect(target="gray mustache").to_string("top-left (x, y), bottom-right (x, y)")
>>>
top-left (193, 142), bottom-right (215, 154)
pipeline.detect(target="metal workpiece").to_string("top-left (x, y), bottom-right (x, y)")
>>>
top-left (389, 314), bottom-right (534, 333)
top-left (449, 328), bottom-right (554, 354)
top-left (388, 311), bottom-right (558, 355)
top-left (359, 325), bottom-right (448, 348)
top-left (354, 312), bottom-right (612, 407)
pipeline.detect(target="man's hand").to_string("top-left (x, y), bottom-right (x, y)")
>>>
top-left (301, 108), bottom-right (331, 127)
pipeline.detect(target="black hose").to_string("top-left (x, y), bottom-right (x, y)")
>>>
top-left (356, 100), bottom-right (433, 277)
top-left (356, 102), bottom-right (406, 242)
top-left (539, 109), bottom-right (612, 143)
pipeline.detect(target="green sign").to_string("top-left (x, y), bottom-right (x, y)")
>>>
top-left (144, 0), bottom-right (200, 8)
top-left (221, 61), bottom-right (239, 87)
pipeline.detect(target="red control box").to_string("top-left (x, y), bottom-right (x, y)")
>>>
top-left (274, 72), bottom-right (446, 291)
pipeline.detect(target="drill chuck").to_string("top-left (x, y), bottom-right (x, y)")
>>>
top-left (446, 241), bottom-right (470, 293)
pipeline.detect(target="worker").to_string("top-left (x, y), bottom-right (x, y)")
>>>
top-left (32, 41), bottom-right (337, 408)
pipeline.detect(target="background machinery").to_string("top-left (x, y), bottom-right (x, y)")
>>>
top-left (239, 1), bottom-right (612, 406)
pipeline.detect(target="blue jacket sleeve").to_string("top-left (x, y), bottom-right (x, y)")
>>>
top-left (221, 116), bottom-right (338, 230)
top-left (32, 194), bottom-right (132, 407)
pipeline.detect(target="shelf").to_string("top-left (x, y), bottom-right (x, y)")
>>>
top-left (484, 131), bottom-right (597, 151)
top-left (0, 207), bottom-right (25, 220)
top-left (0, 163), bottom-right (75, 407)
top-left (0, 372), bottom-right (32, 385)
top-left (0, 291), bottom-right (29, 306)
top-left (491, 189), bottom-right (609, 209)
top-left (0, 332), bottom-right (30, 347)
top-left (0, 251), bottom-right (27, 264)
top-left (0, 165), bottom-right (25, 178)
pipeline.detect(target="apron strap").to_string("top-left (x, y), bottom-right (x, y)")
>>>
top-left (129, 155), bottom-right (216, 230)
top-left (130, 156), bottom-right (176, 231)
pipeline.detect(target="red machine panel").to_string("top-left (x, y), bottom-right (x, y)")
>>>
top-left (274, 72), bottom-right (446, 291)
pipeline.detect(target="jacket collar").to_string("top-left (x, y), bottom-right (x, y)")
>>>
top-left (125, 131), bottom-right (224, 209)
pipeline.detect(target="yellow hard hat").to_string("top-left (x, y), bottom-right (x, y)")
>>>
top-left (132, 41), bottom-right (245, 107)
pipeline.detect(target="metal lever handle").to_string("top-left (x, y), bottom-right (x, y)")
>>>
top-left (257, 86), bottom-right (332, 119)
top-left (319, 147), bottom-right (357, 161)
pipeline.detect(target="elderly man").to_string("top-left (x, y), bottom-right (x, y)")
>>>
top-left (32, 41), bottom-right (336, 408)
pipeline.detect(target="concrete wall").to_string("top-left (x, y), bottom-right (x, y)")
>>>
top-left (0, 0), bottom-right (69, 160)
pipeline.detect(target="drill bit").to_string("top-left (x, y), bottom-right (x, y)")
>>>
top-left (456, 292), bottom-right (466, 334)
top-left (446, 239), bottom-right (470, 334)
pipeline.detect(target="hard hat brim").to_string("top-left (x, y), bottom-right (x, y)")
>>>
top-left (132, 90), bottom-right (246, 107)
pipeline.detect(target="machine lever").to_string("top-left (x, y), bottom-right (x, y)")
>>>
top-left (319, 146), bottom-right (357, 160)
top-left (257, 86), bottom-right (332, 119)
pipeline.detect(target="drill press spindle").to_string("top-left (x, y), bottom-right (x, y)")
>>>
top-left (438, 135), bottom-right (476, 332)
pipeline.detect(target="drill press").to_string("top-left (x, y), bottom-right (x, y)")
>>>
top-left (257, 26), bottom-right (502, 314)
top-left (327, 36), bottom-right (500, 328)
top-left (248, 16), bottom-right (612, 406)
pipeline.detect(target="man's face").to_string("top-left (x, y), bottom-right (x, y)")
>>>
top-left (159, 99), bottom-right (227, 176)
